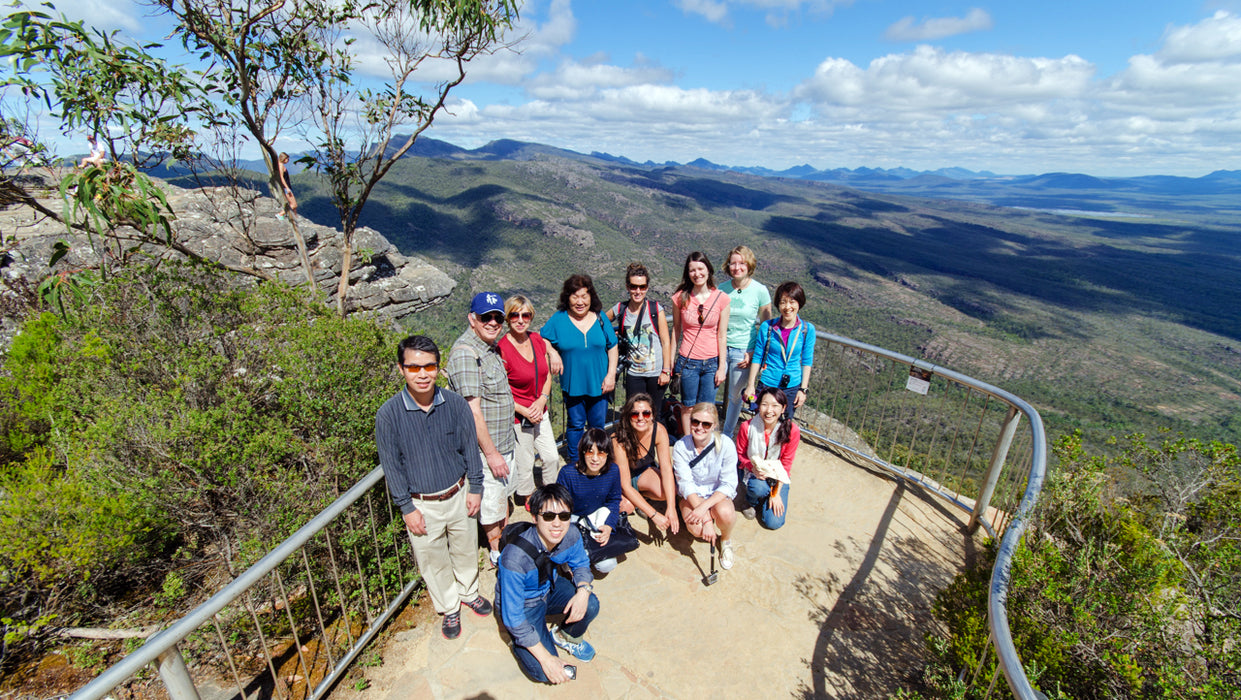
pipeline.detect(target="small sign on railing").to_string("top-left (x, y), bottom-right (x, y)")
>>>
top-left (906, 367), bottom-right (932, 395)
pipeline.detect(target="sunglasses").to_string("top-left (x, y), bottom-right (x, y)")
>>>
top-left (402, 362), bottom-right (438, 374)
top-left (478, 311), bottom-right (505, 325)
top-left (538, 511), bottom-right (572, 522)
top-left (628, 283), bottom-right (648, 291)
top-left (630, 409), bottom-right (653, 418)
top-left (508, 311), bottom-right (533, 321)
top-left (697, 303), bottom-right (706, 325)
top-left (691, 417), bottom-right (714, 429)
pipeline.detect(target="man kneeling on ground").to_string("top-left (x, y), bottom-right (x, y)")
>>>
top-left (495, 483), bottom-right (600, 684)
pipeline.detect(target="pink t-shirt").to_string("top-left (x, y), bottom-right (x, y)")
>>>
top-left (672, 288), bottom-right (729, 360)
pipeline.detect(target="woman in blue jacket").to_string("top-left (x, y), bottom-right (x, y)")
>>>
top-left (744, 281), bottom-right (815, 420)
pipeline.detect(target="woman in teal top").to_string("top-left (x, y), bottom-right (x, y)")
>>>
top-left (744, 281), bottom-right (815, 420)
top-left (540, 274), bottom-right (619, 465)
top-left (719, 245), bottom-right (771, 437)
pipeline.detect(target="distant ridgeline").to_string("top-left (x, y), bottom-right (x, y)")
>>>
top-left (131, 137), bottom-right (1240, 445)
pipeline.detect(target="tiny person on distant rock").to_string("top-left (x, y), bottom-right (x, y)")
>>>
top-left (79, 134), bottom-right (106, 169)
top-left (496, 483), bottom-right (600, 685)
top-left (276, 152), bottom-right (297, 220)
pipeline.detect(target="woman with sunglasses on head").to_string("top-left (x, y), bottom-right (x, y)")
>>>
top-left (671, 251), bottom-right (730, 435)
top-left (672, 403), bottom-right (739, 570)
top-left (606, 262), bottom-right (672, 420)
top-left (556, 429), bottom-right (640, 573)
top-left (612, 393), bottom-right (679, 536)
top-left (735, 387), bottom-right (801, 530)
top-left (745, 281), bottom-right (816, 421)
top-left (540, 274), bottom-right (619, 466)
top-left (719, 245), bottom-right (772, 438)
top-left (499, 295), bottom-right (562, 501)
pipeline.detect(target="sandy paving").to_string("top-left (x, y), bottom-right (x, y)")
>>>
top-left (334, 444), bottom-right (982, 699)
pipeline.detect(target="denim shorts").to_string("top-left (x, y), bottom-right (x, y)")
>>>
top-left (675, 355), bottom-right (720, 406)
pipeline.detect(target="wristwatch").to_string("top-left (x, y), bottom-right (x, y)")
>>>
top-left (577, 583), bottom-right (594, 593)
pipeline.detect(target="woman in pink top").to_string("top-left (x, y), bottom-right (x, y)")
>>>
top-left (671, 251), bottom-right (730, 435)
top-left (498, 295), bottom-right (562, 501)
top-left (735, 387), bottom-right (801, 530)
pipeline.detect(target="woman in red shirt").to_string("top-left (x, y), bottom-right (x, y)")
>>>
top-left (499, 295), bottom-right (562, 502)
top-left (735, 387), bottom-right (801, 530)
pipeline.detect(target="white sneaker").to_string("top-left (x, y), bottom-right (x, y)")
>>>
top-left (488, 549), bottom-right (501, 567)
top-left (719, 540), bottom-right (734, 570)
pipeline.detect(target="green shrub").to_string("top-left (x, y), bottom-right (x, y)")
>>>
top-left (911, 430), bottom-right (1240, 698)
top-left (0, 263), bottom-right (399, 667)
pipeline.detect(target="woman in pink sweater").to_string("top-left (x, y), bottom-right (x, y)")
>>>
top-left (735, 387), bottom-right (801, 530)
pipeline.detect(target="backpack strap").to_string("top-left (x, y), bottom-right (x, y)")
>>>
top-left (687, 439), bottom-right (716, 468)
top-left (501, 522), bottom-right (552, 586)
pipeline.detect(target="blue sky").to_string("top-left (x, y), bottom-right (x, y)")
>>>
top-left (28, 0), bottom-right (1241, 176)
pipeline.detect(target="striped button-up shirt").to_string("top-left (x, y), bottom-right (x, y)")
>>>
top-left (375, 386), bottom-right (484, 515)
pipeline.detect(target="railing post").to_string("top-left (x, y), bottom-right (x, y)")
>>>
top-left (157, 645), bottom-right (201, 700)
top-left (969, 406), bottom-right (1020, 533)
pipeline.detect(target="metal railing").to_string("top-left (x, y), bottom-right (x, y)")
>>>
top-left (71, 328), bottom-right (1045, 700)
top-left (72, 468), bottom-right (416, 700)
top-left (798, 330), bottom-right (1046, 699)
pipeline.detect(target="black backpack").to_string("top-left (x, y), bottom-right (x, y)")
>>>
top-left (499, 521), bottom-right (552, 586)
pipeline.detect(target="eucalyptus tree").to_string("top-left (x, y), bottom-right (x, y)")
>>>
top-left (156, 0), bottom-right (520, 313)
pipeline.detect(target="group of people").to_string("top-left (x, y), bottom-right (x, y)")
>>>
top-left (376, 246), bottom-right (815, 684)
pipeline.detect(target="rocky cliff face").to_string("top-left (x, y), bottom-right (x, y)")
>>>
top-left (1, 180), bottom-right (456, 322)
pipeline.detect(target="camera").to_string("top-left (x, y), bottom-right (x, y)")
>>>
top-left (778, 374), bottom-right (791, 389)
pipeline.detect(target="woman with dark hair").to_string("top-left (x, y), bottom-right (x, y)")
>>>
top-left (499, 295), bottom-right (562, 499)
top-left (671, 251), bottom-right (730, 434)
top-left (540, 274), bottom-right (619, 465)
top-left (612, 393), bottom-right (678, 535)
top-left (745, 281), bottom-right (815, 420)
top-left (556, 429), bottom-right (639, 573)
top-left (735, 387), bottom-right (802, 529)
top-left (606, 262), bottom-right (672, 419)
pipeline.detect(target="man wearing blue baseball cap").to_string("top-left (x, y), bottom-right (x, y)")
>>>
top-left (446, 292), bottom-right (520, 566)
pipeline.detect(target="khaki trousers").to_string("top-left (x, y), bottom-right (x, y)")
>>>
top-left (405, 486), bottom-right (479, 614)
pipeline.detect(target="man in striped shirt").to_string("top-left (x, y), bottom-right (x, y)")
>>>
top-left (377, 335), bottom-right (493, 640)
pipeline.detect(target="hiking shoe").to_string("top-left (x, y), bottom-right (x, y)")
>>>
top-left (275, 212), bottom-right (286, 221)
top-left (741, 506), bottom-right (756, 520)
top-left (550, 625), bottom-right (595, 662)
top-left (442, 611), bottom-right (461, 639)
top-left (720, 540), bottom-right (735, 570)
top-left (462, 595), bottom-right (492, 617)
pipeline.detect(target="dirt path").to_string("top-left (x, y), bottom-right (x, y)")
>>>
top-left (333, 445), bottom-right (981, 699)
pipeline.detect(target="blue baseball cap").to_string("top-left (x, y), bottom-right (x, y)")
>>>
top-left (470, 292), bottom-right (504, 316)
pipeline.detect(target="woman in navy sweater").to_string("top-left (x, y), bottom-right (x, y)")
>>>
top-left (557, 429), bottom-right (639, 573)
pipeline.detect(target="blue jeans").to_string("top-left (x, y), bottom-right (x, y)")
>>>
top-left (746, 475), bottom-right (790, 530)
top-left (722, 346), bottom-right (748, 437)
top-left (676, 355), bottom-right (719, 407)
top-left (506, 573), bottom-right (601, 683)
top-left (563, 393), bottom-right (608, 465)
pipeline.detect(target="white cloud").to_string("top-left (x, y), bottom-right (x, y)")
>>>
top-left (1156, 10), bottom-right (1241, 64)
top-left (19, 0), bottom-right (143, 32)
top-left (884, 8), bottom-right (993, 42)
top-left (675, 0), bottom-right (852, 27)
top-left (796, 46), bottom-right (1094, 111)
top-left (525, 57), bottom-right (675, 100)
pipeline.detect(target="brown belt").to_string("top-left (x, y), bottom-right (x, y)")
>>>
top-left (411, 475), bottom-right (466, 502)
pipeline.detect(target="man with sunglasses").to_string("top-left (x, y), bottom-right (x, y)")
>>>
top-left (377, 335), bottom-right (491, 640)
top-left (446, 292), bottom-right (520, 567)
top-left (496, 484), bottom-right (599, 684)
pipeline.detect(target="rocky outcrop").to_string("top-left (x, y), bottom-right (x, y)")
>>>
top-left (1, 181), bottom-right (455, 322)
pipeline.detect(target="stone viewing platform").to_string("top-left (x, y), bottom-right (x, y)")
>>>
top-left (333, 442), bottom-right (981, 699)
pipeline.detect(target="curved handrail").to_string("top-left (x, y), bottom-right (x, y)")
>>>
top-left (809, 330), bottom-right (1046, 698)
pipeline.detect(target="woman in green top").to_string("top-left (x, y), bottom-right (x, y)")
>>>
top-left (719, 245), bottom-right (772, 438)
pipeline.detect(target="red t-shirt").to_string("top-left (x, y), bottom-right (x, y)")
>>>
top-left (498, 333), bottom-right (549, 416)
